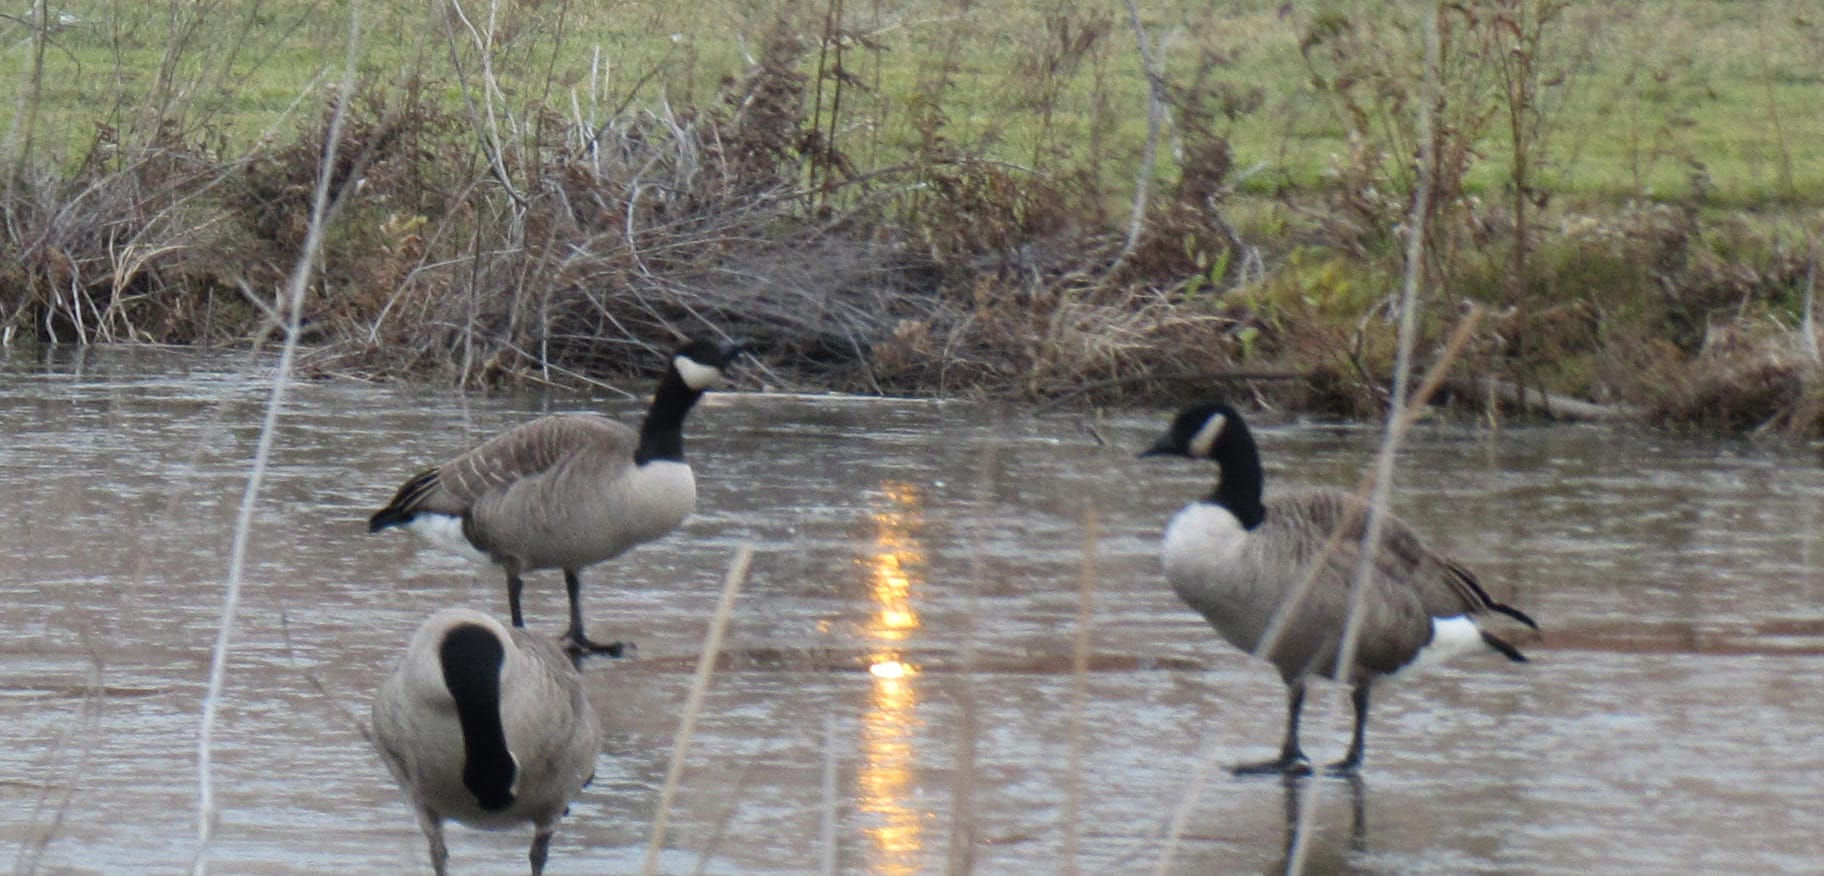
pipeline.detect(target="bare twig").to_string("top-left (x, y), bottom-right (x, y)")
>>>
top-left (3, 0), bottom-right (49, 204)
top-left (1149, 309), bottom-right (1485, 876)
top-left (641, 544), bottom-right (756, 875)
top-left (441, 0), bottom-right (530, 209)
top-left (14, 629), bottom-right (105, 876)
top-left (1289, 6), bottom-right (1442, 872)
top-left (1150, 735), bottom-right (1227, 876)
top-left (1112, 0), bottom-right (1170, 274)
top-left (190, 6), bottom-right (362, 873)
top-left (1063, 507), bottom-right (1100, 874)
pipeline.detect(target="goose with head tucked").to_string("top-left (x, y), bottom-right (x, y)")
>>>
top-left (1141, 402), bottom-right (1537, 775)
top-left (372, 608), bottom-right (601, 875)
top-left (368, 338), bottom-right (745, 658)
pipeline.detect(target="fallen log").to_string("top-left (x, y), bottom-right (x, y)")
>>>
top-left (1451, 375), bottom-right (1639, 423)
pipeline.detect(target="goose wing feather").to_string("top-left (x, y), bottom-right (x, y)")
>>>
top-left (1278, 489), bottom-right (1514, 620)
top-left (379, 415), bottom-right (636, 520)
top-left (441, 415), bottom-right (635, 504)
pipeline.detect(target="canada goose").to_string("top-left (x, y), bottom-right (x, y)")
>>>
top-left (1140, 402), bottom-right (1536, 775)
top-left (372, 608), bottom-right (601, 875)
top-left (368, 339), bottom-right (744, 657)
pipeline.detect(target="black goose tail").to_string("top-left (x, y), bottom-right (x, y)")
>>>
top-left (1480, 630), bottom-right (1528, 663)
top-left (1445, 560), bottom-right (1540, 630)
top-left (1489, 601), bottom-right (1539, 631)
top-left (368, 469), bottom-right (439, 533)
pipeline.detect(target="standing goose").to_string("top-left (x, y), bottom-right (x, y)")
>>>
top-left (368, 338), bottom-right (744, 657)
top-left (373, 608), bottom-right (601, 875)
top-left (1140, 402), bottom-right (1536, 775)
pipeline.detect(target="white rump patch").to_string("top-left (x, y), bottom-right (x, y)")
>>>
top-left (1399, 615), bottom-right (1485, 676)
top-left (1187, 412), bottom-right (1227, 459)
top-left (674, 355), bottom-right (725, 391)
top-left (405, 513), bottom-right (488, 562)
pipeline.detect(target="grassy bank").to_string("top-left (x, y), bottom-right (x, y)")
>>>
top-left (1, 0), bottom-right (1821, 432)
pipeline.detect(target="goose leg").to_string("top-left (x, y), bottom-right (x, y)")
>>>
top-left (1343, 771), bottom-right (1367, 852)
top-left (416, 808), bottom-right (449, 876)
top-left (506, 568), bottom-right (526, 628)
top-left (1325, 682), bottom-right (1372, 775)
top-left (1234, 680), bottom-right (1313, 776)
top-left (561, 569), bottom-right (626, 658)
top-left (529, 826), bottom-right (554, 875)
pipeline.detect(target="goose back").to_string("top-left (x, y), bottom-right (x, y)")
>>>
top-left (372, 414), bottom-right (698, 571)
top-left (378, 415), bottom-right (636, 518)
top-left (372, 609), bottom-right (600, 832)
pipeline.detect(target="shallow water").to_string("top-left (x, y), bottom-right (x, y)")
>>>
top-left (2, 345), bottom-right (1821, 874)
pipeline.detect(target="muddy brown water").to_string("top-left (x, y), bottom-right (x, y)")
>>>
top-left (2, 346), bottom-right (1821, 874)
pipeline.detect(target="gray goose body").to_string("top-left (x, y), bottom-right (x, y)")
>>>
top-left (1144, 403), bottom-right (1536, 775)
top-left (372, 608), bottom-right (601, 875)
top-left (405, 414), bottom-right (695, 573)
top-left (369, 340), bottom-right (742, 656)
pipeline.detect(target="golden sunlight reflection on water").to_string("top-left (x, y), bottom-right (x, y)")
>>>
top-left (859, 480), bottom-right (926, 875)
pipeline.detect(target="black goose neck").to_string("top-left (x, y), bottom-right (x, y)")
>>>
top-left (635, 369), bottom-right (703, 465)
top-left (440, 624), bottom-right (516, 812)
top-left (1205, 418), bottom-right (1267, 529)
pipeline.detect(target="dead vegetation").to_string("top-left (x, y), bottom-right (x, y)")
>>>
top-left (1, 3), bottom-right (1820, 435)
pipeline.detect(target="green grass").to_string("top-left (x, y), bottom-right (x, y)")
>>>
top-left (4, 0), bottom-right (1820, 209)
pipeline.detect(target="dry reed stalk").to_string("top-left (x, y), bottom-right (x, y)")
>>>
top-left (1284, 3), bottom-right (1437, 868)
top-left (1146, 286), bottom-right (1481, 873)
top-left (947, 426), bottom-right (1004, 876)
top-left (1150, 735), bottom-right (1227, 876)
top-left (1248, 305), bottom-right (1483, 679)
top-left (1062, 506), bottom-right (1100, 874)
top-left (1802, 238), bottom-right (1819, 366)
top-left (14, 632), bottom-right (104, 876)
top-left (946, 646), bottom-right (981, 876)
top-left (1156, 16), bottom-right (1464, 871)
top-left (640, 543), bottom-right (756, 876)
top-left (820, 714), bottom-right (839, 876)
top-left (190, 8), bottom-right (363, 873)
top-left (687, 758), bottom-right (758, 874)
top-left (1285, 6), bottom-right (1444, 870)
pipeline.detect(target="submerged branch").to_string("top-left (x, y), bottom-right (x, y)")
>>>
top-left (1453, 375), bottom-right (1640, 422)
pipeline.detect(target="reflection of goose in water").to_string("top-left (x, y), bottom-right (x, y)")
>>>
top-left (1277, 772), bottom-right (1367, 872)
top-left (1142, 403), bottom-right (1537, 775)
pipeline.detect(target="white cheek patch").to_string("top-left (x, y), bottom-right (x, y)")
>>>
top-left (673, 355), bottom-right (724, 390)
top-left (1187, 413), bottom-right (1227, 459)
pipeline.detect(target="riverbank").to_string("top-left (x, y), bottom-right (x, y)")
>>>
top-left (0, 1), bottom-right (1819, 433)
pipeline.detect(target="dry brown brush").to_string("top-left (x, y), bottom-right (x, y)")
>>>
top-left (1, 4), bottom-right (1819, 435)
